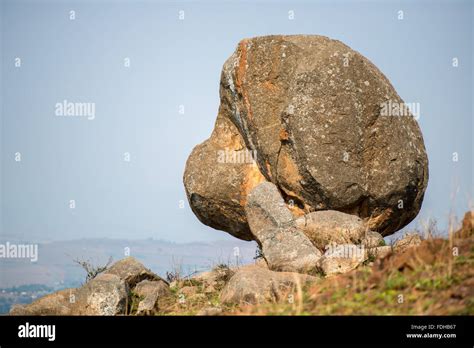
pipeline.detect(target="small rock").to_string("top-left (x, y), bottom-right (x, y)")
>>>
top-left (192, 266), bottom-right (235, 289)
top-left (245, 182), bottom-right (322, 273)
top-left (258, 226), bottom-right (322, 273)
top-left (105, 257), bottom-right (166, 288)
top-left (134, 279), bottom-right (170, 315)
top-left (245, 182), bottom-right (294, 235)
top-left (393, 233), bottom-right (422, 253)
top-left (318, 244), bottom-right (367, 276)
top-left (296, 210), bottom-right (369, 250)
top-left (75, 273), bottom-right (128, 315)
top-left (368, 245), bottom-right (392, 259)
top-left (361, 231), bottom-right (385, 248)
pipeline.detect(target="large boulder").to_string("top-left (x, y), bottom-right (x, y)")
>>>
top-left (184, 35), bottom-right (428, 239)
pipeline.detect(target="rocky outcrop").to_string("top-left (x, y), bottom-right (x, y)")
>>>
top-left (184, 34), bottom-right (429, 242)
top-left (220, 265), bottom-right (316, 305)
top-left (10, 257), bottom-right (169, 316)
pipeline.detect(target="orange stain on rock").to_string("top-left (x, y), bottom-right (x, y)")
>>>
top-left (236, 39), bottom-right (253, 121)
top-left (240, 163), bottom-right (266, 206)
top-left (279, 128), bottom-right (289, 141)
top-left (262, 80), bottom-right (279, 92)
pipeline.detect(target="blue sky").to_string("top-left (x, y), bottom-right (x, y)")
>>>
top-left (1, 0), bottom-right (472, 243)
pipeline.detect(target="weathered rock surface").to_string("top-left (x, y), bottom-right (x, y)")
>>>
top-left (220, 265), bottom-right (316, 305)
top-left (295, 210), bottom-right (370, 250)
top-left (184, 34), bottom-right (428, 240)
top-left (245, 181), bottom-right (295, 235)
top-left (245, 182), bottom-right (322, 273)
top-left (361, 230), bottom-right (385, 248)
top-left (104, 257), bottom-right (166, 288)
top-left (318, 244), bottom-right (367, 276)
top-left (369, 245), bottom-right (392, 259)
top-left (74, 273), bottom-right (128, 315)
top-left (192, 265), bottom-right (236, 290)
top-left (134, 279), bottom-right (170, 315)
top-left (183, 114), bottom-right (265, 241)
top-left (393, 233), bottom-right (422, 253)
